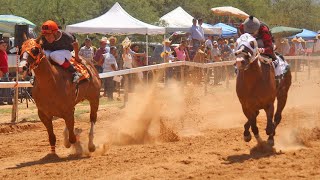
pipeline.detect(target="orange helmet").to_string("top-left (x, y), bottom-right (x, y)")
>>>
top-left (41, 20), bottom-right (59, 35)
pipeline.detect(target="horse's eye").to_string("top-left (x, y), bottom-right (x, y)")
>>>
top-left (31, 48), bottom-right (40, 56)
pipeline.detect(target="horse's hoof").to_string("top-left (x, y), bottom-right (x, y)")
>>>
top-left (64, 141), bottom-right (71, 148)
top-left (88, 144), bottom-right (96, 152)
top-left (244, 134), bottom-right (252, 142)
top-left (266, 124), bottom-right (275, 136)
top-left (267, 138), bottom-right (275, 146)
top-left (254, 135), bottom-right (263, 144)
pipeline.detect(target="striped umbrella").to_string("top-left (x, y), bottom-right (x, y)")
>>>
top-left (0, 15), bottom-right (36, 34)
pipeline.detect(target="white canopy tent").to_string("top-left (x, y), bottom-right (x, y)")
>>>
top-left (66, 2), bottom-right (165, 35)
top-left (66, 2), bottom-right (166, 68)
top-left (160, 7), bottom-right (222, 35)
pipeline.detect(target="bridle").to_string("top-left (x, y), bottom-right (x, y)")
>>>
top-left (235, 33), bottom-right (260, 70)
top-left (21, 39), bottom-right (46, 70)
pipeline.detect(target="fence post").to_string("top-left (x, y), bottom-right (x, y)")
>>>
top-left (11, 48), bottom-right (19, 123)
top-left (225, 65), bottom-right (230, 88)
top-left (204, 68), bottom-right (208, 95)
top-left (181, 65), bottom-right (185, 85)
top-left (123, 74), bottom-right (129, 108)
top-left (308, 58), bottom-right (310, 80)
top-left (294, 59), bottom-right (298, 82)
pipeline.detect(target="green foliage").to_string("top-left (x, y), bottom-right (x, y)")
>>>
top-left (0, 0), bottom-right (319, 34)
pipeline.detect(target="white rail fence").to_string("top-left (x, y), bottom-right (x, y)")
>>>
top-left (1, 56), bottom-right (318, 88)
top-left (0, 56), bottom-right (319, 122)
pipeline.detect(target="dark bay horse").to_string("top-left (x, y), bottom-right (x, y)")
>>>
top-left (235, 33), bottom-right (291, 146)
top-left (21, 38), bottom-right (101, 154)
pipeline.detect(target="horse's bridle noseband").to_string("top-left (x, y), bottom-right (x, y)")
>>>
top-left (21, 39), bottom-right (46, 70)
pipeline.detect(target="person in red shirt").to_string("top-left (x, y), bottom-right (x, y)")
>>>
top-left (239, 16), bottom-right (276, 61)
top-left (0, 40), bottom-right (12, 105)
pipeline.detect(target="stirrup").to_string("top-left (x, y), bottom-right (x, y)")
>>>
top-left (72, 72), bottom-right (82, 83)
top-left (30, 76), bottom-right (35, 85)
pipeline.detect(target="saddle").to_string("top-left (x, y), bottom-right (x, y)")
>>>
top-left (69, 58), bottom-right (91, 83)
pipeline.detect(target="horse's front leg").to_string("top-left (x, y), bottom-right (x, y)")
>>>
top-left (38, 110), bottom-right (55, 153)
top-left (242, 108), bottom-right (259, 142)
top-left (265, 104), bottom-right (275, 146)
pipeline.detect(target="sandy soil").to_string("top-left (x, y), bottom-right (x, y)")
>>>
top-left (0, 68), bottom-right (320, 180)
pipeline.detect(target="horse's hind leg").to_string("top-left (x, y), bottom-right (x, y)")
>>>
top-left (88, 98), bottom-right (99, 152)
top-left (38, 110), bottom-right (55, 153)
top-left (274, 74), bottom-right (291, 129)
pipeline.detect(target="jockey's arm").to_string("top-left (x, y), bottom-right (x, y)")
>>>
top-left (260, 26), bottom-right (274, 55)
top-left (72, 41), bottom-right (81, 62)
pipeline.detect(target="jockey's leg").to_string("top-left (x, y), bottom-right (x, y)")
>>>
top-left (49, 50), bottom-right (81, 83)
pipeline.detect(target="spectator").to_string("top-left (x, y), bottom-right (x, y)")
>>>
top-left (94, 37), bottom-right (108, 73)
top-left (174, 40), bottom-right (190, 61)
top-left (79, 38), bottom-right (95, 62)
top-left (212, 41), bottom-right (222, 85)
top-left (102, 46), bottom-right (118, 101)
top-left (122, 37), bottom-right (134, 91)
top-left (161, 39), bottom-right (175, 83)
top-left (174, 40), bottom-right (190, 81)
top-left (189, 18), bottom-right (204, 59)
top-left (0, 40), bottom-right (12, 105)
top-left (205, 36), bottom-right (214, 62)
top-left (198, 18), bottom-right (205, 42)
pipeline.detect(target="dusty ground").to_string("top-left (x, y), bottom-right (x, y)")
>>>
top-left (0, 67), bottom-right (320, 180)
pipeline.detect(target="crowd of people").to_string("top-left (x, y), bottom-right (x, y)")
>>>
top-left (1, 17), bottom-right (320, 106)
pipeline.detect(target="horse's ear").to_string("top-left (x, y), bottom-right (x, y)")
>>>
top-left (35, 36), bottom-right (43, 45)
top-left (23, 33), bottom-right (28, 41)
top-left (249, 41), bottom-right (255, 49)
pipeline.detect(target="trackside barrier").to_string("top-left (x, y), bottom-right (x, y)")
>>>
top-left (0, 56), bottom-right (319, 122)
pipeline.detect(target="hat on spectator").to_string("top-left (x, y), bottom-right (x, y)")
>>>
top-left (298, 37), bottom-right (305, 43)
top-left (2, 33), bottom-right (11, 38)
top-left (291, 37), bottom-right (299, 42)
top-left (213, 41), bottom-right (218, 46)
top-left (85, 37), bottom-right (91, 41)
top-left (122, 37), bottom-right (131, 48)
top-left (243, 16), bottom-right (260, 34)
top-left (100, 37), bottom-right (108, 44)
top-left (162, 38), bottom-right (171, 45)
top-left (109, 36), bottom-right (117, 43)
top-left (160, 51), bottom-right (173, 58)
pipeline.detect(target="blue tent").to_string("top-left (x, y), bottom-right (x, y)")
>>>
top-left (288, 29), bottom-right (318, 40)
top-left (212, 23), bottom-right (237, 37)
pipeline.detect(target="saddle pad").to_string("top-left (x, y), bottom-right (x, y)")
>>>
top-left (274, 55), bottom-right (289, 77)
top-left (70, 58), bottom-right (90, 82)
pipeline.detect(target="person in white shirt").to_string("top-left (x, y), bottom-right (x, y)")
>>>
top-left (79, 38), bottom-right (95, 62)
top-left (102, 46), bottom-right (118, 100)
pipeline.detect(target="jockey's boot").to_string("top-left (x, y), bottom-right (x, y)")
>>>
top-left (66, 65), bottom-right (82, 83)
top-left (30, 76), bottom-right (35, 85)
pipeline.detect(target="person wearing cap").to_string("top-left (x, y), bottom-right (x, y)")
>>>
top-left (41, 20), bottom-right (81, 83)
top-left (0, 40), bottom-right (12, 105)
top-left (239, 16), bottom-right (276, 61)
top-left (102, 46), bottom-right (118, 100)
top-left (79, 38), bottom-right (95, 62)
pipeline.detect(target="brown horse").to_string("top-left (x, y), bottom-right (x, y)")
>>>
top-left (235, 33), bottom-right (291, 146)
top-left (21, 38), bottom-right (101, 154)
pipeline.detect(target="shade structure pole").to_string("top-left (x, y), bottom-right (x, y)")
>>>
top-left (146, 34), bottom-right (149, 83)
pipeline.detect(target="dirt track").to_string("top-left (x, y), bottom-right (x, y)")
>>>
top-left (0, 69), bottom-right (320, 179)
